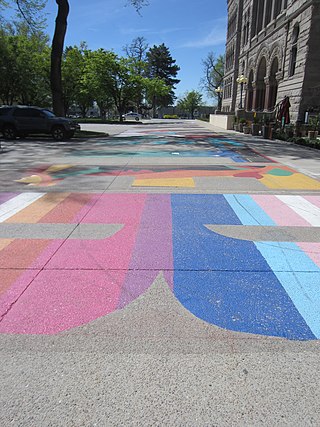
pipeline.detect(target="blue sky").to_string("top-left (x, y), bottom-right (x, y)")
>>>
top-left (44, 0), bottom-right (227, 105)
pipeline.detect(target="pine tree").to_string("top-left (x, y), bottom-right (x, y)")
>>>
top-left (146, 43), bottom-right (180, 116)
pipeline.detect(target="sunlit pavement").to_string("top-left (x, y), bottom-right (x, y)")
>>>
top-left (0, 120), bottom-right (320, 425)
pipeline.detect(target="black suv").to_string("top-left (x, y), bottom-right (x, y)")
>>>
top-left (0, 106), bottom-right (80, 141)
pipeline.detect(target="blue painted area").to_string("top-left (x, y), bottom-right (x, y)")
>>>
top-left (71, 150), bottom-right (247, 158)
top-left (171, 194), bottom-right (316, 340)
top-left (224, 194), bottom-right (275, 225)
top-left (209, 138), bottom-right (244, 147)
top-left (224, 194), bottom-right (320, 339)
top-left (174, 271), bottom-right (315, 340)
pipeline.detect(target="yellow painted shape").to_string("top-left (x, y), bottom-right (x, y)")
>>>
top-left (133, 178), bottom-right (195, 187)
top-left (45, 164), bottom-right (72, 173)
top-left (260, 173), bottom-right (320, 190)
top-left (0, 239), bottom-right (13, 251)
top-left (6, 193), bottom-right (70, 223)
top-left (15, 175), bottom-right (42, 185)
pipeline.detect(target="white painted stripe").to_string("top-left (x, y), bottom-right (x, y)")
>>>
top-left (0, 193), bottom-right (45, 222)
top-left (277, 196), bottom-right (320, 227)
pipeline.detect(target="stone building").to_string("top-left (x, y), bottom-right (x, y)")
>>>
top-left (221, 0), bottom-right (320, 123)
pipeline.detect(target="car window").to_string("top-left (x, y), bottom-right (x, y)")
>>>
top-left (29, 109), bottom-right (44, 118)
top-left (42, 110), bottom-right (56, 118)
top-left (13, 108), bottom-right (32, 117)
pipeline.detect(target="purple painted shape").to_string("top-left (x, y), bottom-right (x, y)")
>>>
top-left (118, 194), bottom-right (173, 308)
top-left (0, 193), bottom-right (18, 205)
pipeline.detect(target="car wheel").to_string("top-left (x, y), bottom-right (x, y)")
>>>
top-left (3, 125), bottom-right (17, 140)
top-left (135, 116), bottom-right (139, 121)
top-left (52, 126), bottom-right (67, 141)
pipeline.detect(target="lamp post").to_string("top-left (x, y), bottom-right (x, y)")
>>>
top-left (215, 86), bottom-right (223, 111)
top-left (236, 74), bottom-right (248, 109)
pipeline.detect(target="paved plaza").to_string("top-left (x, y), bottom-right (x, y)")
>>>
top-left (0, 119), bottom-right (320, 425)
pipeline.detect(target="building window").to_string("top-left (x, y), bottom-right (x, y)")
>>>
top-left (289, 24), bottom-right (299, 77)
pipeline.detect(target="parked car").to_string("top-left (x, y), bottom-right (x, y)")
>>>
top-left (122, 112), bottom-right (142, 121)
top-left (0, 106), bottom-right (81, 141)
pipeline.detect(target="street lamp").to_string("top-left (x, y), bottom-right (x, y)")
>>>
top-left (236, 74), bottom-right (248, 109)
top-left (215, 86), bottom-right (223, 111)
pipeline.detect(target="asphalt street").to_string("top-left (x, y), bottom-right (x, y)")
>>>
top-left (0, 119), bottom-right (320, 426)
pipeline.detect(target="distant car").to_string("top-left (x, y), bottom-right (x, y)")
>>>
top-left (0, 106), bottom-right (81, 141)
top-left (122, 112), bottom-right (142, 121)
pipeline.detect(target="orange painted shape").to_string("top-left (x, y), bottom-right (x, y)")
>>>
top-left (0, 239), bottom-right (14, 251)
top-left (0, 270), bottom-right (25, 297)
top-left (6, 193), bottom-right (70, 223)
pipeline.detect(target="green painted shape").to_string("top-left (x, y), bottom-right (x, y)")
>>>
top-left (266, 168), bottom-right (294, 177)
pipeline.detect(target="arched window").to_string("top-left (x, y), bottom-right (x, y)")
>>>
top-left (255, 57), bottom-right (267, 111)
top-left (289, 24), bottom-right (299, 77)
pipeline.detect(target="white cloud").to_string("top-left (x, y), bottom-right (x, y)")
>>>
top-left (181, 17), bottom-right (227, 48)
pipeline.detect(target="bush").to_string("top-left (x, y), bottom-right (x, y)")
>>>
top-left (163, 114), bottom-right (179, 119)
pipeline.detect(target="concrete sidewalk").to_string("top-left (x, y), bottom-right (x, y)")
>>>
top-left (0, 119), bottom-right (320, 426)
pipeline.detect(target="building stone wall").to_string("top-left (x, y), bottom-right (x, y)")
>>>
top-left (222, 0), bottom-right (320, 123)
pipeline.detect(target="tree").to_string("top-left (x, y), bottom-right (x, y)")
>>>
top-left (146, 43), bottom-right (180, 116)
top-left (1, 0), bottom-right (149, 116)
top-left (50, 0), bottom-right (148, 116)
top-left (201, 52), bottom-right (225, 110)
top-left (62, 43), bottom-right (94, 116)
top-left (0, 25), bottom-right (51, 105)
top-left (124, 36), bottom-right (148, 65)
top-left (177, 90), bottom-right (203, 119)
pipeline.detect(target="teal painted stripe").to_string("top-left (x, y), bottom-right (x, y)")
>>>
top-left (256, 243), bottom-right (320, 338)
top-left (224, 194), bottom-right (275, 225)
top-left (225, 194), bottom-right (320, 339)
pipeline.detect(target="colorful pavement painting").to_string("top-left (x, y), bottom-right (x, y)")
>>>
top-left (0, 192), bottom-right (319, 340)
top-left (15, 164), bottom-right (320, 190)
top-left (63, 134), bottom-right (274, 162)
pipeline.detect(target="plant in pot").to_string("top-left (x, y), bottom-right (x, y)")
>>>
top-left (243, 120), bottom-right (251, 134)
top-left (262, 116), bottom-right (272, 139)
top-left (239, 118), bottom-right (247, 132)
top-left (308, 115), bottom-right (319, 139)
top-left (251, 115), bottom-right (260, 136)
top-left (233, 116), bottom-right (240, 131)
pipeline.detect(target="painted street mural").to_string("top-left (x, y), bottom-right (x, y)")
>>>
top-left (14, 164), bottom-right (320, 190)
top-left (0, 192), bottom-right (319, 340)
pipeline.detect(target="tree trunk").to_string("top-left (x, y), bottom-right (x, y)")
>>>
top-left (51, 0), bottom-right (69, 116)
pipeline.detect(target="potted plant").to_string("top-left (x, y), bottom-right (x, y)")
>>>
top-left (239, 118), bottom-right (247, 132)
top-left (308, 115), bottom-right (319, 139)
top-left (243, 121), bottom-right (251, 134)
top-left (233, 116), bottom-right (240, 131)
top-left (262, 116), bottom-right (272, 139)
top-left (251, 115), bottom-right (260, 136)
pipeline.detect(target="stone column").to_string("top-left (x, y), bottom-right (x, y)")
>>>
top-left (264, 76), bottom-right (271, 111)
top-left (251, 81), bottom-right (258, 110)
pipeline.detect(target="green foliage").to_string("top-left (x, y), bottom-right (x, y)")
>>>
top-left (0, 26), bottom-right (50, 105)
top-left (0, 0), bottom-right (46, 29)
top-left (177, 90), bottom-right (203, 119)
top-left (146, 43), bottom-right (180, 113)
top-left (163, 114), bottom-right (179, 119)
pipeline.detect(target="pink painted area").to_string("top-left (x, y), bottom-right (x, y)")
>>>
top-left (0, 270), bottom-right (127, 334)
top-left (0, 269), bottom-right (41, 320)
top-left (304, 196), bottom-right (320, 209)
top-left (252, 195), bottom-right (310, 226)
top-left (118, 194), bottom-right (173, 308)
top-left (298, 243), bottom-right (320, 268)
top-left (44, 194), bottom-right (146, 270)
